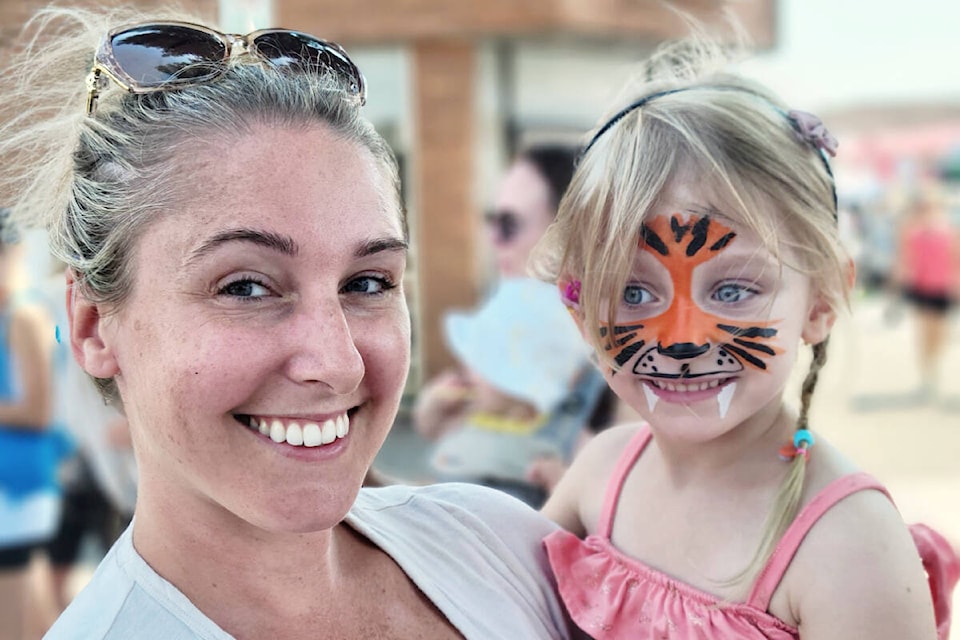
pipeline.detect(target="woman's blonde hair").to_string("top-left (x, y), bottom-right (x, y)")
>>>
top-left (0, 6), bottom-right (402, 404)
top-left (531, 38), bottom-right (851, 583)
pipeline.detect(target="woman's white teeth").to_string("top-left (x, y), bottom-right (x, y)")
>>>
top-left (285, 423), bottom-right (303, 446)
top-left (255, 415), bottom-right (350, 447)
top-left (654, 379), bottom-right (722, 392)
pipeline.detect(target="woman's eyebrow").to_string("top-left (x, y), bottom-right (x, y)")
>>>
top-left (185, 228), bottom-right (299, 266)
top-left (355, 237), bottom-right (408, 258)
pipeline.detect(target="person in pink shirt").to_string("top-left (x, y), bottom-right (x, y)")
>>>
top-left (531, 38), bottom-right (959, 639)
top-left (892, 187), bottom-right (960, 401)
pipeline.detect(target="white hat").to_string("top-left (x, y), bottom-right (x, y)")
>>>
top-left (444, 278), bottom-right (592, 414)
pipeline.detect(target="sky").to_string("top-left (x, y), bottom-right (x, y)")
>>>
top-left (740, 0), bottom-right (960, 111)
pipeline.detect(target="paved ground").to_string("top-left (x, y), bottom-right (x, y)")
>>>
top-left (377, 293), bottom-right (960, 636)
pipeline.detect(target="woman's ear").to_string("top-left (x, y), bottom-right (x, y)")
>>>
top-left (66, 270), bottom-right (119, 379)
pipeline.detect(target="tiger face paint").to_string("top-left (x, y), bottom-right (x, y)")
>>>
top-left (597, 209), bottom-right (814, 428)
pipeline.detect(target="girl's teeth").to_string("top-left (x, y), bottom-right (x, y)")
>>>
top-left (654, 379), bottom-right (725, 392)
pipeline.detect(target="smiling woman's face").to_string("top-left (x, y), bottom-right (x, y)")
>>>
top-left (78, 122), bottom-right (410, 533)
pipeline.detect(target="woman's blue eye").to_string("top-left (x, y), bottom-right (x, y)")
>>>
top-left (220, 279), bottom-right (270, 298)
top-left (623, 285), bottom-right (653, 305)
top-left (343, 275), bottom-right (395, 295)
top-left (713, 283), bottom-right (755, 303)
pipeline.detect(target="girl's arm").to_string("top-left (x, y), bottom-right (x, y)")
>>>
top-left (0, 304), bottom-right (53, 430)
top-left (541, 424), bottom-right (639, 537)
top-left (789, 489), bottom-right (939, 639)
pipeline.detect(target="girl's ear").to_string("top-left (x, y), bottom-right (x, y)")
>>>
top-left (801, 295), bottom-right (836, 345)
top-left (558, 279), bottom-right (585, 335)
top-left (66, 270), bottom-right (120, 379)
top-left (802, 258), bottom-right (853, 345)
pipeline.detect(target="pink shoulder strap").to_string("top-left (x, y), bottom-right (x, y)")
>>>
top-left (597, 426), bottom-right (653, 538)
top-left (746, 472), bottom-right (890, 610)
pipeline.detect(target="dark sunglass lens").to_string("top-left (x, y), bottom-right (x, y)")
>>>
top-left (499, 214), bottom-right (519, 242)
top-left (485, 211), bottom-right (520, 243)
top-left (110, 25), bottom-right (226, 86)
top-left (253, 32), bottom-right (363, 98)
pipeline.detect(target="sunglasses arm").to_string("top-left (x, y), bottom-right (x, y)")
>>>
top-left (85, 68), bottom-right (105, 116)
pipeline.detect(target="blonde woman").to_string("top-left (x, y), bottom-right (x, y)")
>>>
top-left (0, 8), bottom-right (577, 639)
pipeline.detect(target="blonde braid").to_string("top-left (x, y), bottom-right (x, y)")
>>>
top-left (721, 338), bottom-right (830, 586)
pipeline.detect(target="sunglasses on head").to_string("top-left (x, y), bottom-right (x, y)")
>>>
top-left (484, 210), bottom-right (522, 244)
top-left (86, 21), bottom-right (366, 115)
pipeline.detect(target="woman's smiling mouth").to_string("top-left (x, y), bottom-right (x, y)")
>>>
top-left (237, 411), bottom-right (353, 447)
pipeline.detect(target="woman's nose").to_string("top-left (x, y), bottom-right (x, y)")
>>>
top-left (285, 300), bottom-right (365, 394)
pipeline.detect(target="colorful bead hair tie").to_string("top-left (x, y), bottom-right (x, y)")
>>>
top-left (779, 429), bottom-right (815, 462)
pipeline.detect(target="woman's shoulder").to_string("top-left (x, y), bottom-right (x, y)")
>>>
top-left (354, 482), bottom-right (558, 537)
top-left (350, 484), bottom-right (575, 639)
top-left (46, 526), bottom-right (232, 639)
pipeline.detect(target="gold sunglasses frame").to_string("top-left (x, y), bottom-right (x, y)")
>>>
top-left (85, 20), bottom-right (366, 115)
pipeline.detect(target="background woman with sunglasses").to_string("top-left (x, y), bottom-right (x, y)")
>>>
top-left (0, 8), bottom-right (576, 639)
top-left (413, 145), bottom-right (621, 508)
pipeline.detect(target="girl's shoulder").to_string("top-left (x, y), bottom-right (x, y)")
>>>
top-left (776, 446), bottom-right (939, 637)
top-left (577, 422), bottom-right (647, 462)
top-left (790, 440), bottom-right (909, 574)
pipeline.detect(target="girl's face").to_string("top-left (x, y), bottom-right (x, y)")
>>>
top-left (76, 123), bottom-right (410, 533)
top-left (594, 184), bottom-right (833, 442)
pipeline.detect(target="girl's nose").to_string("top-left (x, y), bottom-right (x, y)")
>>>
top-left (657, 341), bottom-right (710, 360)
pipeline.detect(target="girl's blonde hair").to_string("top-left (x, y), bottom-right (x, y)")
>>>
top-left (531, 38), bottom-right (851, 583)
top-left (0, 6), bottom-right (402, 405)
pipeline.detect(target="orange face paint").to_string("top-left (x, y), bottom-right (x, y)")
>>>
top-left (602, 213), bottom-right (782, 377)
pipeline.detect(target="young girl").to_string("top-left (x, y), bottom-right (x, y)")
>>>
top-left (532, 43), bottom-right (958, 639)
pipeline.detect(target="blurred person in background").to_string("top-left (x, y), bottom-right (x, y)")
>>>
top-left (0, 208), bottom-right (67, 640)
top-left (891, 184), bottom-right (960, 402)
top-left (414, 145), bottom-right (618, 507)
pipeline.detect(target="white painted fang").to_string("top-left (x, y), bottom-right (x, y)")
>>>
top-left (642, 384), bottom-right (659, 412)
top-left (717, 382), bottom-right (736, 419)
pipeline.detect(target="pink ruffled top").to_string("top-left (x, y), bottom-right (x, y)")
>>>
top-left (544, 428), bottom-right (900, 639)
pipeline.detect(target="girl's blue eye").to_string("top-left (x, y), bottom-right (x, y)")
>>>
top-left (220, 278), bottom-right (270, 298)
top-left (713, 283), bottom-right (756, 303)
top-left (342, 275), bottom-right (395, 295)
top-left (623, 284), bottom-right (653, 305)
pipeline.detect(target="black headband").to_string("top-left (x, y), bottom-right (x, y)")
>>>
top-left (581, 86), bottom-right (839, 214)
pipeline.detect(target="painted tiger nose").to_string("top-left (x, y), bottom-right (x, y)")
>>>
top-left (657, 342), bottom-right (710, 359)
